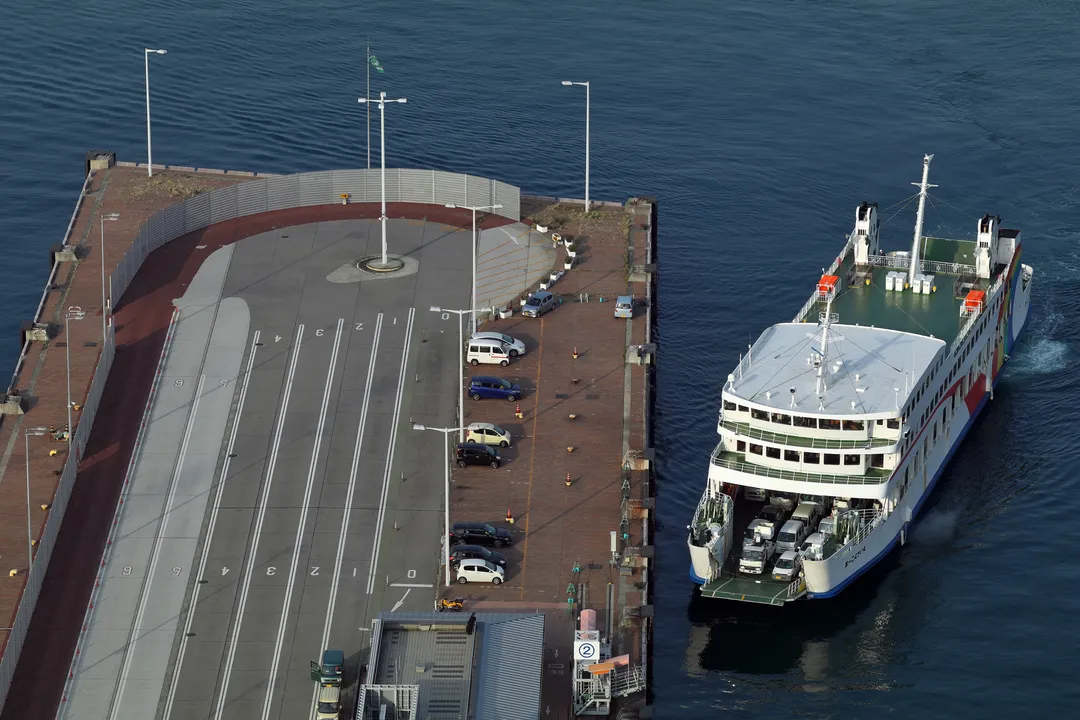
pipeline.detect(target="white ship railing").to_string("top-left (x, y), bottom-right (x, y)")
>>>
top-left (865, 253), bottom-right (977, 277)
top-left (823, 508), bottom-right (885, 561)
top-left (791, 230), bottom-right (857, 323)
top-left (710, 444), bottom-right (891, 486)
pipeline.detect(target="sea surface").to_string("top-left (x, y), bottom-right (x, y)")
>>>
top-left (2, 0), bottom-right (1078, 717)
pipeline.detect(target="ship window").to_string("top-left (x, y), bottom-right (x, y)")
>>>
top-left (784, 449), bottom-right (800, 462)
top-left (765, 446), bottom-right (781, 459)
top-left (819, 418), bottom-right (841, 430)
top-left (887, 418), bottom-right (900, 429)
top-left (723, 400), bottom-right (737, 411)
top-left (932, 423), bottom-right (938, 442)
top-left (749, 443), bottom-right (763, 455)
top-left (737, 440), bottom-right (746, 452)
top-left (842, 420), bottom-right (864, 431)
top-left (804, 452), bottom-right (820, 464)
top-left (792, 415), bottom-right (816, 428)
top-left (751, 409), bottom-right (769, 421)
top-left (824, 453), bottom-right (840, 466)
top-left (843, 454), bottom-right (860, 466)
top-left (876, 419), bottom-right (883, 426)
top-left (770, 413), bottom-right (791, 425)
top-left (738, 405), bottom-right (749, 412)
top-left (870, 453), bottom-right (884, 468)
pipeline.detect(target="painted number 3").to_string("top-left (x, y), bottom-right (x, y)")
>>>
top-left (315, 329), bottom-right (324, 337)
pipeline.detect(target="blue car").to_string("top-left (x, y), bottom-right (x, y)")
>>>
top-left (469, 376), bottom-right (521, 401)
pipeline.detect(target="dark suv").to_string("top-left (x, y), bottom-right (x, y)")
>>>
top-left (449, 522), bottom-right (512, 548)
top-left (455, 442), bottom-right (501, 468)
top-left (449, 544), bottom-right (507, 568)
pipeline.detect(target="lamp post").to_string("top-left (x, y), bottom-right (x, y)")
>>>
top-left (24, 427), bottom-right (48, 571)
top-left (65, 307), bottom-right (86, 445)
top-left (412, 423), bottom-right (465, 588)
top-left (357, 91), bottom-right (407, 267)
top-left (560, 80), bottom-right (590, 210)
top-left (144, 48), bottom-right (167, 178)
top-left (444, 204), bottom-right (503, 336)
top-left (100, 213), bottom-right (120, 344)
top-left (430, 305), bottom-right (493, 443)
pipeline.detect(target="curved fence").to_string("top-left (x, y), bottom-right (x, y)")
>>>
top-left (109, 168), bottom-right (521, 308)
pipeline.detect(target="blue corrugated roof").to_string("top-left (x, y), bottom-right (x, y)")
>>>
top-left (474, 614), bottom-right (545, 720)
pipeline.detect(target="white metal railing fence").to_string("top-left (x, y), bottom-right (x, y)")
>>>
top-left (865, 253), bottom-right (977, 277)
top-left (0, 322), bottom-right (115, 710)
top-left (109, 168), bottom-right (521, 310)
top-left (950, 272), bottom-right (1004, 356)
top-left (790, 230), bottom-right (857, 324)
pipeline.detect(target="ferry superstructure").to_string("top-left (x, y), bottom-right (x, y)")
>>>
top-left (687, 155), bottom-right (1033, 605)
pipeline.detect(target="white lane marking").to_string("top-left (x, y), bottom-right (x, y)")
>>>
top-left (263, 319), bottom-right (345, 717)
top-left (162, 332), bottom-right (260, 720)
top-left (314, 314), bottom-right (382, 667)
top-left (214, 324), bottom-right (304, 720)
top-left (500, 227), bottom-right (523, 245)
top-left (391, 588), bottom-right (412, 612)
top-left (366, 308), bottom-right (415, 594)
top-left (110, 374), bottom-right (207, 720)
top-left (389, 583), bottom-right (435, 588)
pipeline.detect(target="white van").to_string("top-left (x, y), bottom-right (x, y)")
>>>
top-left (799, 532), bottom-right (825, 561)
top-left (467, 340), bottom-right (511, 367)
top-left (818, 516), bottom-right (837, 538)
top-left (791, 501), bottom-right (824, 529)
top-left (776, 519), bottom-right (807, 553)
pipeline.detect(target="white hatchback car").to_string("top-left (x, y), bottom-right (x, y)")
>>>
top-left (456, 559), bottom-right (505, 585)
top-left (466, 422), bottom-right (512, 448)
top-left (471, 332), bottom-right (526, 357)
top-left (772, 550), bottom-right (802, 581)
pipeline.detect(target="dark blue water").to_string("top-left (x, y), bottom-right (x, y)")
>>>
top-left (3, 1), bottom-right (1078, 716)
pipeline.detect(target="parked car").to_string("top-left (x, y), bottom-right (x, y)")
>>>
top-left (455, 442), bottom-right (501, 468)
top-left (614, 295), bottom-right (634, 319)
top-left (449, 544), bottom-right (507, 568)
top-left (799, 532), bottom-right (826, 561)
top-left (772, 550), bottom-right (802, 582)
top-left (469, 376), bottom-right (521, 401)
top-left (449, 522), bottom-right (512, 548)
top-left (456, 559), bottom-right (505, 585)
top-left (467, 340), bottom-right (511, 367)
top-left (466, 422), bottom-right (512, 448)
top-left (756, 504), bottom-right (791, 537)
top-left (471, 331), bottom-right (526, 357)
top-left (776, 519), bottom-right (808, 553)
top-left (522, 290), bottom-right (556, 317)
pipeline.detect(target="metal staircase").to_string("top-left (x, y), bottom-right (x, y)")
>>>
top-left (611, 665), bottom-right (646, 698)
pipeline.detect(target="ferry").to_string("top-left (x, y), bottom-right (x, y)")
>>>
top-left (687, 155), bottom-right (1034, 605)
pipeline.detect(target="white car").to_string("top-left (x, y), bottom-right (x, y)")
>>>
top-left (466, 422), bottom-right (512, 448)
top-left (456, 559), bottom-right (505, 585)
top-left (799, 532), bottom-right (825, 561)
top-left (772, 550), bottom-right (802, 581)
top-left (471, 332), bottom-right (526, 358)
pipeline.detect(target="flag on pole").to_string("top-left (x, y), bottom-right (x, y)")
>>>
top-left (369, 54), bottom-right (384, 73)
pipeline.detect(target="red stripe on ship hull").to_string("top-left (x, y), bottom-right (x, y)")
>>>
top-left (964, 374), bottom-right (986, 414)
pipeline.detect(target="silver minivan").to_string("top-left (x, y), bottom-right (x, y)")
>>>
top-left (776, 519), bottom-right (807, 553)
top-left (791, 501), bottom-right (824, 529)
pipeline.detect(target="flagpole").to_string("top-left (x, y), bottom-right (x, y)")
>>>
top-left (366, 41), bottom-right (371, 170)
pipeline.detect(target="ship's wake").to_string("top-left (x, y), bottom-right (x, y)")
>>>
top-left (1006, 306), bottom-right (1068, 377)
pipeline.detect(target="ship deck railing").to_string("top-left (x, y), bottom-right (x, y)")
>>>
top-left (864, 252), bottom-right (977, 277)
top-left (711, 448), bottom-right (893, 486)
top-left (720, 419), bottom-right (894, 450)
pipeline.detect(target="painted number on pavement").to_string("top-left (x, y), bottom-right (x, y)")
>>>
top-left (267, 566), bottom-right (277, 575)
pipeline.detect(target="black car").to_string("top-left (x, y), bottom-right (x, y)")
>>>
top-left (757, 504), bottom-right (790, 527)
top-left (449, 522), bottom-right (512, 548)
top-left (449, 544), bottom-right (507, 568)
top-left (456, 442), bottom-right (501, 469)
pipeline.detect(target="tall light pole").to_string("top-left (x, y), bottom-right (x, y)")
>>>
top-left (145, 48), bottom-right (167, 178)
top-left (430, 305), bottom-right (493, 443)
top-left (444, 203), bottom-right (503, 336)
top-left (412, 423), bottom-right (464, 588)
top-left (24, 427), bottom-right (48, 571)
top-left (65, 307), bottom-right (86, 445)
top-left (100, 213), bottom-right (120, 344)
top-left (357, 91), bottom-right (407, 268)
top-left (561, 80), bottom-right (590, 210)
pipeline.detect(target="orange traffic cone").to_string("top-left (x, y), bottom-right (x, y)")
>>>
top-left (506, 508), bottom-right (514, 525)
top-left (515, 403), bottom-right (523, 419)
top-left (572, 346), bottom-right (579, 359)
top-left (565, 472), bottom-right (572, 487)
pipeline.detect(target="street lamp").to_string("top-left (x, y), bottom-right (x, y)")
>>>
top-left (145, 48), bottom-right (167, 178)
top-left (64, 307), bottom-right (86, 445)
top-left (357, 91), bottom-right (407, 267)
top-left (24, 427), bottom-right (48, 571)
top-left (430, 305), bottom-right (494, 442)
top-left (561, 80), bottom-right (590, 210)
top-left (412, 423), bottom-right (465, 587)
top-left (100, 213), bottom-right (120, 344)
top-left (444, 203), bottom-right (503, 336)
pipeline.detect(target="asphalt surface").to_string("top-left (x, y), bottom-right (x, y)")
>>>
top-left (62, 218), bottom-right (470, 720)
